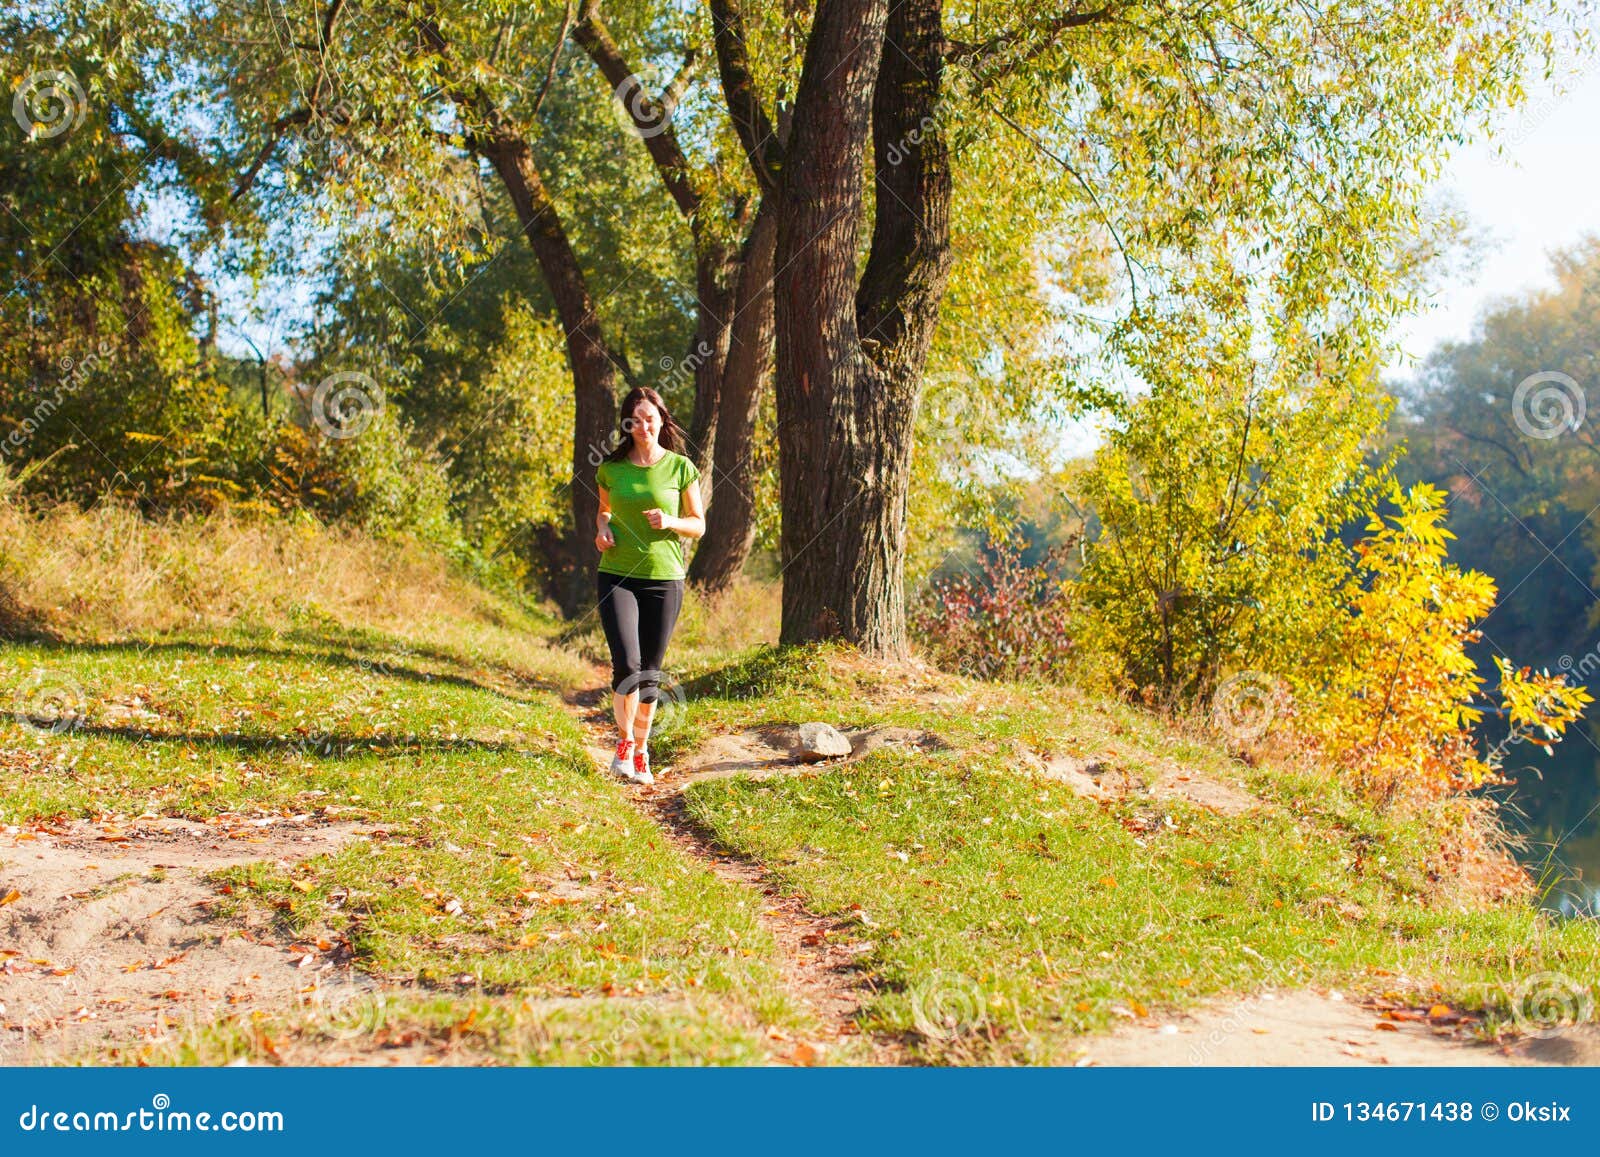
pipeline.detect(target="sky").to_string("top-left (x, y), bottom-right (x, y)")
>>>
top-left (1387, 50), bottom-right (1600, 375)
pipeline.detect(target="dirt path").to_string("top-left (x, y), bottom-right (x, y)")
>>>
top-left (0, 811), bottom-right (381, 1063)
top-left (1077, 985), bottom-right (1600, 1066)
top-left (565, 675), bottom-right (911, 1064)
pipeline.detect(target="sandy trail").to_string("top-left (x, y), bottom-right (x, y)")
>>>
top-left (0, 812), bottom-right (379, 1063)
top-left (1077, 986), bottom-right (1600, 1066)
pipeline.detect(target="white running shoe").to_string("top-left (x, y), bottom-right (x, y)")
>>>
top-left (608, 737), bottom-right (634, 781)
top-left (631, 746), bottom-right (654, 786)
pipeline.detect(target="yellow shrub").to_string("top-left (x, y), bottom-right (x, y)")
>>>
top-left (1297, 483), bottom-right (1591, 803)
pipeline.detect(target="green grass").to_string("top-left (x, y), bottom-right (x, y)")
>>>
top-left (671, 646), bottom-right (1600, 1063)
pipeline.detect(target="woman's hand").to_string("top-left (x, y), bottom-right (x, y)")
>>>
top-left (595, 523), bottom-right (616, 552)
top-left (642, 508), bottom-right (675, 531)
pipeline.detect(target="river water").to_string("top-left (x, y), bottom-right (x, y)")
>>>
top-left (1493, 720), bottom-right (1600, 916)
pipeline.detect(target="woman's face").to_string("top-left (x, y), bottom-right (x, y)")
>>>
top-left (628, 400), bottom-right (663, 446)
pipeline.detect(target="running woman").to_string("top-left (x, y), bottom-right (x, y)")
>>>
top-left (593, 386), bottom-right (705, 785)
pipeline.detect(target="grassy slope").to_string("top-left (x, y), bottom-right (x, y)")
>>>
top-left (3, 507), bottom-right (1598, 1065)
top-left (665, 647), bottom-right (1600, 1063)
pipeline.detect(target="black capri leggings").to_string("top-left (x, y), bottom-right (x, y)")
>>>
top-left (596, 570), bottom-right (685, 704)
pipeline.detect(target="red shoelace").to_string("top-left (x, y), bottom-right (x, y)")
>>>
top-left (614, 737), bottom-right (631, 760)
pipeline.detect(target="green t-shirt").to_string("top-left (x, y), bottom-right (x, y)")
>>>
top-left (596, 450), bottom-right (701, 580)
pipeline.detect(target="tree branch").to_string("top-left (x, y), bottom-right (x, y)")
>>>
top-left (573, 1), bottom-right (699, 219)
top-left (231, 0), bottom-right (349, 203)
top-left (530, 0), bottom-right (574, 118)
top-left (945, 5), bottom-right (1115, 71)
top-left (709, 0), bottom-right (781, 193)
top-left (230, 108), bottom-right (314, 202)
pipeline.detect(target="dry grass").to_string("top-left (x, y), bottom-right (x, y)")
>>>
top-left (0, 493), bottom-right (596, 690)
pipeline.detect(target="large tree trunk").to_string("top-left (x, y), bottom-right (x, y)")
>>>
top-left (480, 126), bottom-right (617, 619)
top-left (771, 0), bottom-right (952, 655)
top-left (688, 197), bottom-right (777, 592)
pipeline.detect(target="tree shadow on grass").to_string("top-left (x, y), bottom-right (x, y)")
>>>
top-left (679, 642), bottom-right (842, 702)
top-left (6, 635), bottom-right (564, 706)
top-left (0, 713), bottom-right (548, 760)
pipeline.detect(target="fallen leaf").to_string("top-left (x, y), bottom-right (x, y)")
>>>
top-left (1374, 1022), bottom-right (1399, 1032)
top-left (0, 889), bottom-right (18, 906)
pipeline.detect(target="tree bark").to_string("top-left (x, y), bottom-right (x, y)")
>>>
top-left (770, 0), bottom-right (952, 655)
top-left (409, 10), bottom-right (619, 619)
top-left (681, 247), bottom-right (736, 478)
top-left (688, 197), bottom-right (777, 592)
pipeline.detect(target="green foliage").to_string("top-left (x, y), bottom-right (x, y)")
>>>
top-left (1391, 235), bottom-right (1600, 661)
top-left (1076, 266), bottom-right (1392, 699)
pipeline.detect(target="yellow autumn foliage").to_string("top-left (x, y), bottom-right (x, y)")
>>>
top-left (1296, 483), bottom-right (1592, 803)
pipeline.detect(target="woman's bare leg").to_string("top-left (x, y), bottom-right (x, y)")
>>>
top-left (613, 688), bottom-right (639, 749)
top-left (632, 698), bottom-right (656, 751)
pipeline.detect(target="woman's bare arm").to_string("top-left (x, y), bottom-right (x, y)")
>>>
top-left (595, 486), bottom-right (615, 550)
top-left (643, 477), bottom-right (705, 539)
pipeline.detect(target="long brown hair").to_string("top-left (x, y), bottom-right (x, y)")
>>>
top-left (602, 386), bottom-right (687, 463)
